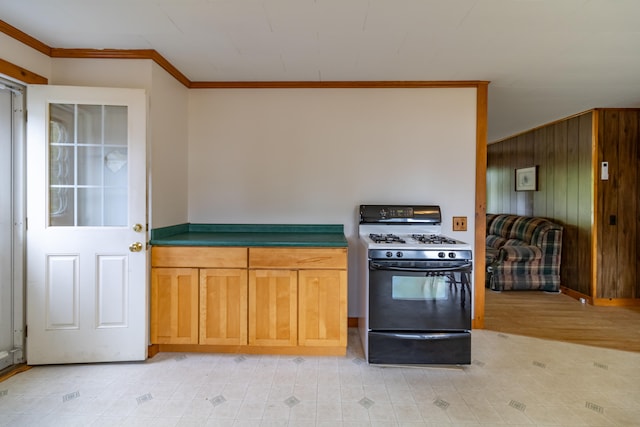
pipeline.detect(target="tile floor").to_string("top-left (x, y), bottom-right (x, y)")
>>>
top-left (1, 329), bottom-right (639, 426)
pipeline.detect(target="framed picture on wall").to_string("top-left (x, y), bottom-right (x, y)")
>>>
top-left (515, 166), bottom-right (538, 191)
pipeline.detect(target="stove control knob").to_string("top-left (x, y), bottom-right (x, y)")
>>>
top-left (438, 252), bottom-right (446, 258)
top-left (448, 252), bottom-right (456, 259)
top-left (386, 251), bottom-right (393, 258)
top-left (396, 251), bottom-right (403, 258)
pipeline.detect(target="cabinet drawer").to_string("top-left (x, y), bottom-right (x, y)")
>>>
top-left (249, 248), bottom-right (347, 269)
top-left (152, 246), bottom-right (247, 268)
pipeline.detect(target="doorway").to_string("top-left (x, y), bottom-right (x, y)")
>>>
top-left (0, 77), bottom-right (26, 372)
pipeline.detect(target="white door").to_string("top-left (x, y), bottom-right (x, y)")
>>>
top-left (26, 85), bottom-right (147, 364)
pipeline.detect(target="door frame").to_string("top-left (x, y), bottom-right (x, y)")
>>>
top-left (0, 77), bottom-right (26, 369)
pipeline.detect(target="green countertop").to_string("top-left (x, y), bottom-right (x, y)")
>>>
top-left (149, 223), bottom-right (348, 247)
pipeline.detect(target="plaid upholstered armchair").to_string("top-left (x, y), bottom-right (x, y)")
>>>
top-left (485, 214), bottom-right (563, 292)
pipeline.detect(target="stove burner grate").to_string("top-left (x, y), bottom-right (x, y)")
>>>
top-left (369, 233), bottom-right (406, 244)
top-left (411, 234), bottom-right (459, 245)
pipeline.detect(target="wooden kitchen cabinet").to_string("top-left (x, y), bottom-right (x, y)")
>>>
top-left (150, 267), bottom-right (199, 344)
top-left (150, 247), bottom-right (248, 345)
top-left (249, 248), bottom-right (348, 349)
top-left (150, 245), bottom-right (347, 355)
top-left (248, 270), bottom-right (298, 346)
top-left (298, 269), bottom-right (348, 347)
top-left (200, 268), bottom-right (248, 345)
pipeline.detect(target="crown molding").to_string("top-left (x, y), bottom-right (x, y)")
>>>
top-left (0, 20), bottom-right (489, 91)
top-left (0, 57), bottom-right (48, 84)
top-left (190, 80), bottom-right (489, 89)
top-left (50, 48), bottom-right (191, 87)
top-left (0, 20), bottom-right (50, 55)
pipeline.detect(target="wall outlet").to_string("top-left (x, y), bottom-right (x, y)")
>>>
top-left (453, 216), bottom-right (467, 231)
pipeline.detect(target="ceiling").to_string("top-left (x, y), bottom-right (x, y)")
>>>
top-left (1, 0), bottom-right (639, 141)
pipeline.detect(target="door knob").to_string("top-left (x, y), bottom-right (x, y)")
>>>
top-left (129, 242), bottom-right (143, 252)
top-left (133, 224), bottom-right (144, 232)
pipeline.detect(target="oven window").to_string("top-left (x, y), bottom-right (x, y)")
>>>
top-left (391, 275), bottom-right (448, 300)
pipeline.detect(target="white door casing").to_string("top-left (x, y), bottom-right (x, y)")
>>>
top-left (26, 85), bottom-right (147, 364)
top-left (0, 88), bottom-right (14, 370)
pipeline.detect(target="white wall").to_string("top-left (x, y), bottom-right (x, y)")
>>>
top-left (188, 87), bottom-right (478, 316)
top-left (50, 58), bottom-right (151, 89)
top-left (149, 63), bottom-right (189, 228)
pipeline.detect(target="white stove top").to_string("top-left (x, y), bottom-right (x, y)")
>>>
top-left (358, 224), bottom-right (472, 251)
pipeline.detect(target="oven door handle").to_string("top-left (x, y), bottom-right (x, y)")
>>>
top-left (372, 332), bottom-right (467, 341)
top-left (370, 262), bottom-right (472, 272)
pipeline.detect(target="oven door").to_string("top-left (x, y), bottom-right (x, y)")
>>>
top-left (368, 260), bottom-right (472, 331)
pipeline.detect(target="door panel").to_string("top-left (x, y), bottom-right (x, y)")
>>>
top-left (200, 269), bottom-right (248, 345)
top-left (46, 255), bottom-right (79, 329)
top-left (150, 268), bottom-right (199, 345)
top-left (96, 255), bottom-right (128, 327)
top-left (27, 85), bottom-right (147, 364)
top-left (248, 270), bottom-right (297, 346)
top-left (298, 270), bottom-right (347, 347)
top-left (368, 269), bottom-right (472, 331)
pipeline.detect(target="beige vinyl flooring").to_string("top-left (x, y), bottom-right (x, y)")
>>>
top-left (1, 327), bottom-right (639, 426)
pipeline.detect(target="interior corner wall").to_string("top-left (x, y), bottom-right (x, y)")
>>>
top-left (148, 63), bottom-right (189, 228)
top-left (187, 87), bottom-right (478, 316)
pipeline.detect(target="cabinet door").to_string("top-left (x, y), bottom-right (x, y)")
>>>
top-left (151, 268), bottom-right (199, 344)
top-left (249, 270), bottom-right (297, 346)
top-left (298, 270), bottom-right (347, 347)
top-left (200, 269), bottom-right (248, 345)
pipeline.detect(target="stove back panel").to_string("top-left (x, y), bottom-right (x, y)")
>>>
top-left (360, 205), bottom-right (441, 224)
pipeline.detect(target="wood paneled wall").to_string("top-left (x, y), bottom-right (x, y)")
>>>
top-left (487, 112), bottom-right (593, 296)
top-left (488, 109), bottom-right (640, 305)
top-left (596, 110), bottom-right (640, 302)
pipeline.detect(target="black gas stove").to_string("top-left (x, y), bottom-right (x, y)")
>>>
top-left (358, 204), bottom-right (473, 365)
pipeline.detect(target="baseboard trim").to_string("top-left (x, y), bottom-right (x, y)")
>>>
top-left (560, 286), bottom-right (640, 307)
top-left (147, 344), bottom-right (160, 359)
top-left (0, 364), bottom-right (31, 383)
top-left (560, 286), bottom-right (591, 304)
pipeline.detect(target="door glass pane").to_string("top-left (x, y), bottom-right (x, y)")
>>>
top-left (77, 105), bottom-right (102, 144)
top-left (50, 188), bottom-right (74, 226)
top-left (49, 146), bottom-right (74, 186)
top-left (104, 148), bottom-right (128, 186)
top-left (77, 146), bottom-right (102, 186)
top-left (49, 103), bottom-right (128, 227)
top-left (104, 105), bottom-right (127, 143)
top-left (104, 187), bottom-right (127, 226)
top-left (391, 275), bottom-right (448, 300)
top-left (77, 188), bottom-right (102, 226)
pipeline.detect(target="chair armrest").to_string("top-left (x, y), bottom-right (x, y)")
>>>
top-left (498, 245), bottom-right (542, 262)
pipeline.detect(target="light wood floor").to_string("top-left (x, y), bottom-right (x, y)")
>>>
top-left (484, 289), bottom-right (640, 353)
